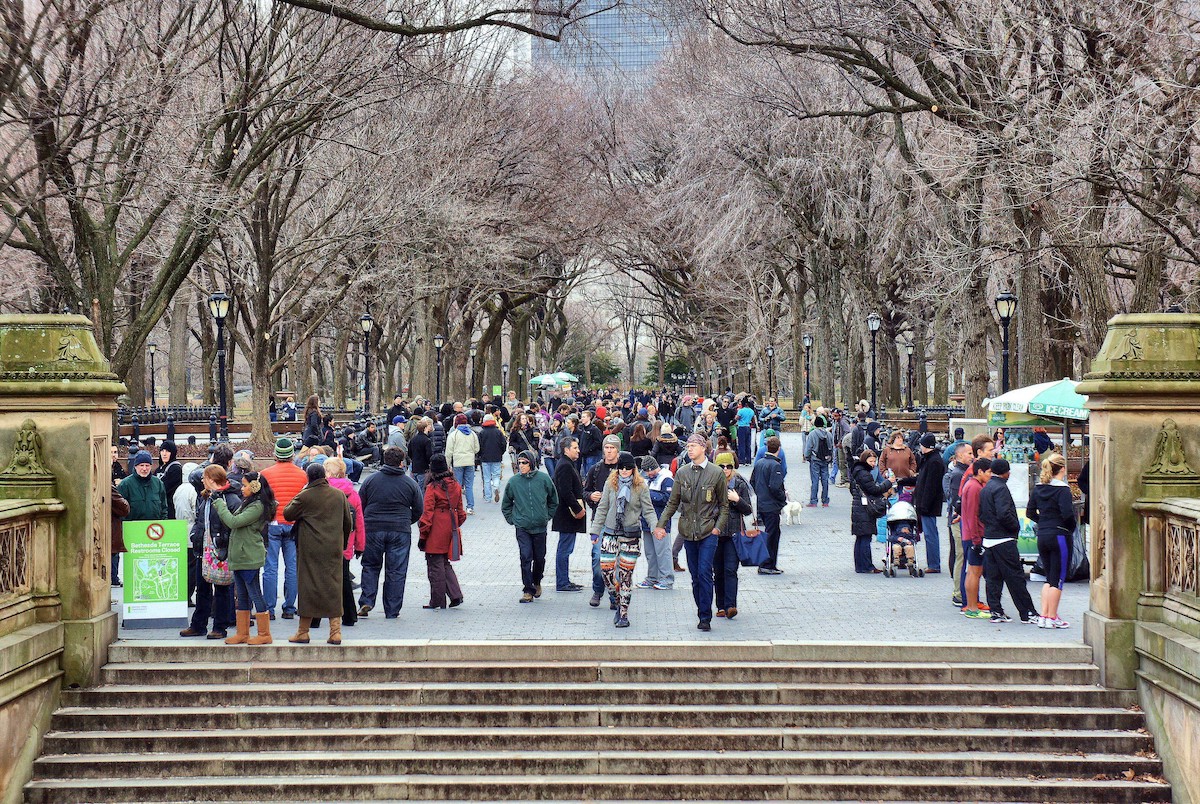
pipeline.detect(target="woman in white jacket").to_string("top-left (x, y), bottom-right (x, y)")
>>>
top-left (444, 413), bottom-right (480, 514)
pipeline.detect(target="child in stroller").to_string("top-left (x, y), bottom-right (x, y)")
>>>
top-left (884, 476), bottom-right (925, 578)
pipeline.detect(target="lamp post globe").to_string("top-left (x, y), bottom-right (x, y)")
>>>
top-left (207, 292), bottom-right (230, 441)
top-left (866, 312), bottom-right (882, 414)
top-left (147, 341), bottom-right (157, 408)
top-left (359, 313), bottom-right (374, 415)
top-left (994, 291), bottom-right (1017, 393)
top-left (433, 333), bottom-right (445, 404)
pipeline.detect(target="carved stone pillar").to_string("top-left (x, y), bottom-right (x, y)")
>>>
top-left (1076, 313), bottom-right (1200, 689)
top-left (0, 314), bottom-right (127, 686)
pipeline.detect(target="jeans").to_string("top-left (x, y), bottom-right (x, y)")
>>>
top-left (829, 461), bottom-right (839, 484)
top-left (111, 553), bottom-right (121, 584)
top-left (453, 465), bottom-right (476, 509)
top-left (345, 457), bottom-right (365, 483)
top-left (263, 525), bottom-right (297, 616)
top-left (713, 537), bottom-right (739, 610)
top-left (542, 457), bottom-right (556, 479)
top-left (555, 531), bottom-right (579, 589)
top-left (190, 578), bottom-right (234, 633)
top-left (641, 528), bottom-right (674, 587)
top-left (683, 534), bottom-right (718, 621)
top-left (591, 537), bottom-right (606, 597)
top-left (920, 515), bottom-right (942, 571)
top-left (582, 455), bottom-right (600, 477)
top-left (760, 511), bottom-right (782, 570)
top-left (233, 568), bottom-right (266, 613)
top-left (358, 529), bottom-right (412, 617)
top-left (515, 527), bottom-right (547, 594)
top-left (736, 426), bottom-right (752, 464)
top-left (854, 534), bottom-right (875, 572)
top-left (481, 462), bottom-right (502, 501)
top-left (809, 460), bottom-right (830, 504)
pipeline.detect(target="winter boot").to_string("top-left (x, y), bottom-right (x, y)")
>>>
top-left (288, 616), bottom-right (312, 644)
top-left (248, 612), bottom-right (272, 645)
top-left (225, 610), bottom-right (251, 645)
top-left (327, 617), bottom-right (342, 645)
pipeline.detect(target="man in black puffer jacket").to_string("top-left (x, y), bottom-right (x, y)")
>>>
top-left (978, 459), bottom-right (1038, 624)
top-left (912, 433), bottom-right (945, 574)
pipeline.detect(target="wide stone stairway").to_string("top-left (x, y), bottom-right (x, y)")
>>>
top-left (26, 640), bottom-right (1172, 802)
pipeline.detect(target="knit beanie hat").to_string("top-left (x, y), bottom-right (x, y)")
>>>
top-left (616, 451), bottom-right (636, 470)
top-left (603, 434), bottom-right (621, 448)
top-left (639, 455), bottom-right (659, 473)
top-left (714, 452), bottom-right (736, 467)
top-left (920, 433), bottom-right (938, 448)
top-left (132, 450), bottom-right (153, 467)
top-left (274, 437), bottom-right (295, 461)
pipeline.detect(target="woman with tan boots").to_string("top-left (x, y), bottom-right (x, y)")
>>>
top-left (282, 463), bottom-right (353, 645)
top-left (212, 469), bottom-right (277, 645)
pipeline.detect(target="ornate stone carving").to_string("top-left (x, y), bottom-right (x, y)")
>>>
top-left (2, 419), bottom-right (51, 476)
top-left (1147, 419), bottom-right (1195, 476)
top-left (0, 518), bottom-right (31, 598)
top-left (1111, 328), bottom-right (1144, 361)
top-left (92, 437), bottom-right (107, 579)
top-left (1164, 519), bottom-right (1198, 596)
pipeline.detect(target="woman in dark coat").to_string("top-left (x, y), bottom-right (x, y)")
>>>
top-left (850, 450), bottom-right (893, 574)
top-left (301, 395), bottom-right (323, 447)
top-left (418, 454), bottom-right (467, 609)
top-left (110, 485), bottom-right (131, 586)
top-left (282, 463), bottom-right (353, 644)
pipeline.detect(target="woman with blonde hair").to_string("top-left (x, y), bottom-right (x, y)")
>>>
top-left (1026, 453), bottom-right (1076, 628)
top-left (322, 457), bottom-right (365, 628)
top-left (590, 451), bottom-right (655, 628)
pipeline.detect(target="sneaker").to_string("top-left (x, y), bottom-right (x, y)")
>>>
top-left (652, 582), bottom-right (672, 590)
top-left (822, 503), bottom-right (830, 507)
top-left (588, 592), bottom-right (602, 607)
top-left (520, 593), bottom-right (534, 603)
top-left (1050, 618), bottom-right (1071, 629)
top-left (960, 603), bottom-right (990, 612)
top-left (925, 568), bottom-right (942, 574)
top-left (615, 616), bottom-right (629, 628)
top-left (466, 508), bottom-right (474, 515)
top-left (716, 609), bottom-right (726, 618)
top-left (950, 599), bottom-right (963, 607)
top-left (636, 580), bottom-right (656, 589)
top-left (806, 503), bottom-right (818, 508)
top-left (962, 609), bottom-right (990, 619)
top-left (357, 605), bottom-right (370, 617)
top-left (758, 567), bottom-right (783, 575)
top-left (990, 612), bottom-right (1013, 623)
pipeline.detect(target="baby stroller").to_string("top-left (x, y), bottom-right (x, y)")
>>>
top-left (884, 478), bottom-right (925, 578)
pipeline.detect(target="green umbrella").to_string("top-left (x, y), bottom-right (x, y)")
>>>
top-left (552, 371), bottom-right (579, 382)
top-left (528, 373), bottom-right (564, 386)
top-left (1026, 378), bottom-right (1089, 421)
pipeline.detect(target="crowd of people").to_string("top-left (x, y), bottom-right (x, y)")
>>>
top-left (108, 387), bottom-right (1078, 640)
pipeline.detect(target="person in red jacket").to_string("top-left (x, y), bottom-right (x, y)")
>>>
top-left (259, 438), bottom-right (307, 620)
top-left (959, 458), bottom-right (993, 619)
top-left (418, 454), bottom-right (466, 609)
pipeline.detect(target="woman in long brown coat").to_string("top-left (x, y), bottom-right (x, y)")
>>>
top-left (282, 463), bottom-right (352, 645)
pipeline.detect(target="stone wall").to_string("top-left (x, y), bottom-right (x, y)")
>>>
top-left (0, 315), bottom-right (126, 804)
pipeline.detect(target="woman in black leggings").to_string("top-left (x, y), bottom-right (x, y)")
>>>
top-left (1026, 453), bottom-right (1076, 628)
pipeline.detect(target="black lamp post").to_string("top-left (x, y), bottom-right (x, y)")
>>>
top-left (433, 333), bottom-right (445, 403)
top-left (766, 345), bottom-right (775, 399)
top-left (517, 366), bottom-right (524, 400)
top-left (469, 345), bottom-right (477, 398)
top-left (502, 362), bottom-right (509, 398)
top-left (904, 340), bottom-right (915, 409)
top-left (995, 290), bottom-right (1017, 393)
top-left (147, 341), bottom-right (157, 408)
top-left (207, 292), bottom-right (230, 441)
top-left (867, 312), bottom-right (882, 414)
top-left (745, 360), bottom-right (752, 395)
top-left (801, 333), bottom-right (813, 400)
top-left (359, 313), bottom-right (373, 414)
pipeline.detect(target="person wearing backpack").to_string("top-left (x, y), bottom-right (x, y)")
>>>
top-left (804, 415), bottom-right (835, 507)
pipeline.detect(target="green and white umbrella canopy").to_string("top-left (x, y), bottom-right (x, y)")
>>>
top-left (986, 378), bottom-right (1089, 421)
top-left (552, 371), bottom-right (579, 382)
top-left (528, 373), bottom-right (567, 386)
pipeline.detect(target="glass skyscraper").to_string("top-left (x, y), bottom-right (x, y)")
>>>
top-left (531, 2), bottom-right (671, 79)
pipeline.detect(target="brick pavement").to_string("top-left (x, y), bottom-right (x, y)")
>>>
top-left (115, 432), bottom-right (1088, 644)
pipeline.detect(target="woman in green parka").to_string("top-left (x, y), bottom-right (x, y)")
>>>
top-left (213, 471), bottom-right (277, 645)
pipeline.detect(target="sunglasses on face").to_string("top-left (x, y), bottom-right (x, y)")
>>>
top-left (518, 460), bottom-right (530, 466)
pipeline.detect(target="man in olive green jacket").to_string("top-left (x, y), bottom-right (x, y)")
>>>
top-left (502, 449), bottom-right (559, 603)
top-left (654, 434), bottom-right (729, 630)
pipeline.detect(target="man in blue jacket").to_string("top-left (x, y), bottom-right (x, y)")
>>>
top-left (750, 435), bottom-right (788, 575)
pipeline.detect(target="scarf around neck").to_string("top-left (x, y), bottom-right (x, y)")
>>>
top-left (615, 474), bottom-right (633, 520)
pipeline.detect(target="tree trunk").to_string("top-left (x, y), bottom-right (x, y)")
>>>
top-left (168, 286), bottom-right (189, 405)
top-left (333, 329), bottom-right (350, 410)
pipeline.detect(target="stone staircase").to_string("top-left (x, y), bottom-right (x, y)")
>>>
top-left (25, 641), bottom-right (1172, 802)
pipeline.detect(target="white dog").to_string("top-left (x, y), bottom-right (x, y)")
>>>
top-left (782, 500), bottom-right (804, 526)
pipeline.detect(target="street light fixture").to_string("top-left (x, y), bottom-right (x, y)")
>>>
top-left (745, 360), bottom-right (753, 396)
top-left (433, 333), bottom-right (445, 403)
top-left (994, 290), bottom-right (1017, 393)
top-left (801, 334), bottom-right (814, 400)
top-left (866, 312), bottom-right (882, 414)
top-left (502, 362), bottom-right (509, 398)
top-left (766, 345), bottom-right (775, 399)
top-left (207, 292), bottom-right (230, 441)
top-left (359, 313), bottom-right (374, 415)
top-left (147, 341), bottom-right (157, 408)
top-left (904, 340), bottom-right (915, 409)
top-left (517, 365), bottom-right (524, 400)
top-left (469, 345), bottom-right (478, 399)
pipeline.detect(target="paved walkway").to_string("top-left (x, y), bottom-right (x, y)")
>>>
top-left (115, 432), bottom-right (1088, 644)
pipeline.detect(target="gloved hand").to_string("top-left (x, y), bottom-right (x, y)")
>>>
top-left (418, 539), bottom-right (427, 552)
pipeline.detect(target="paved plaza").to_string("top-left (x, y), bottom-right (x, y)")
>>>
top-left (115, 432), bottom-right (1088, 644)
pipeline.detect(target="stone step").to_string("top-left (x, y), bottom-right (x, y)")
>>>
top-left (104, 640), bottom-right (1095, 665)
top-left (50, 703), bottom-right (1146, 732)
top-left (32, 749), bottom-right (1165, 780)
top-left (22, 773), bottom-right (1172, 803)
top-left (60, 682), bottom-right (1128, 709)
top-left (96, 660), bottom-right (1101, 686)
top-left (40, 725), bottom-right (1158, 756)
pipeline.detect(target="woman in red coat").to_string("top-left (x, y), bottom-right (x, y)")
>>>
top-left (418, 454), bottom-right (466, 609)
